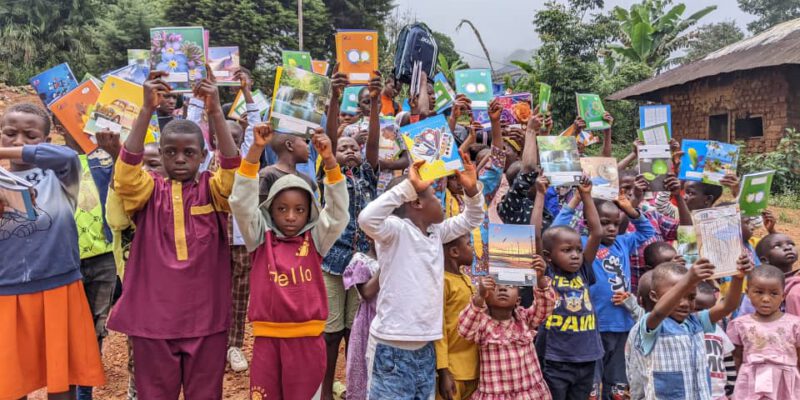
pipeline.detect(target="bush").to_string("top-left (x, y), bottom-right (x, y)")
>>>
top-left (738, 128), bottom-right (800, 195)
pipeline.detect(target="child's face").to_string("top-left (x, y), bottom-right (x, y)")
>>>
top-left (652, 272), bottom-right (695, 323)
top-left (637, 272), bottom-right (654, 311)
top-left (547, 230), bottom-right (584, 274)
top-left (415, 186), bottom-right (444, 225)
top-left (358, 90), bottom-right (371, 115)
top-left (228, 122), bottom-right (245, 148)
top-left (160, 132), bottom-right (207, 182)
top-left (1, 111), bottom-right (48, 170)
top-left (159, 94), bottom-right (178, 115)
top-left (741, 215), bottom-right (754, 242)
top-left (694, 291), bottom-right (716, 311)
top-left (269, 188), bottom-right (311, 237)
top-left (746, 275), bottom-right (785, 317)
top-left (763, 234), bottom-right (798, 270)
top-left (598, 203), bottom-right (622, 246)
top-left (446, 176), bottom-right (464, 196)
top-left (647, 247), bottom-right (683, 270)
top-left (486, 284), bottom-right (520, 310)
top-left (142, 144), bottom-right (165, 176)
top-left (447, 235), bottom-right (474, 267)
top-left (502, 142), bottom-right (520, 165)
top-left (290, 136), bottom-right (310, 164)
top-left (339, 112), bottom-right (358, 125)
top-left (335, 137), bottom-right (362, 168)
top-left (619, 175), bottom-right (636, 203)
top-left (682, 181), bottom-right (712, 210)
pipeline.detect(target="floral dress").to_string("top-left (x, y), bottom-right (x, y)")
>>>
top-left (342, 252), bottom-right (379, 400)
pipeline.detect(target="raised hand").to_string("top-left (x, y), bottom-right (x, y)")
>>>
top-left (535, 174), bottom-right (550, 195)
top-left (143, 71), bottom-right (172, 110)
top-left (634, 174), bottom-right (651, 193)
top-left (488, 98), bottom-right (503, 123)
top-left (368, 71), bottom-right (383, 100)
top-left (736, 253), bottom-right (754, 278)
top-left (574, 116), bottom-right (587, 132)
top-left (664, 173), bottom-right (681, 195)
top-left (458, 123), bottom-right (478, 154)
top-left (95, 129), bottom-right (122, 160)
top-left (408, 159), bottom-right (434, 193)
top-left (532, 254), bottom-right (546, 277)
top-left (762, 209), bottom-right (777, 234)
top-left (611, 291), bottom-right (630, 306)
top-left (720, 173), bottom-right (741, 198)
top-left (577, 174), bottom-right (593, 196)
top-left (689, 258), bottom-right (715, 283)
top-left (233, 68), bottom-right (253, 93)
top-left (252, 123), bottom-right (274, 148)
top-left (454, 150), bottom-right (479, 197)
top-left (602, 111), bottom-right (614, 127)
top-left (330, 63), bottom-right (349, 99)
top-left (192, 78), bottom-right (220, 107)
top-left (479, 276), bottom-right (497, 299)
top-left (312, 129), bottom-right (333, 160)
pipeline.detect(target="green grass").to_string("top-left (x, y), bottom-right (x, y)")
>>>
top-left (770, 191), bottom-right (800, 210)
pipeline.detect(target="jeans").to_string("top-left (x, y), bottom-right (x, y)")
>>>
top-left (369, 342), bottom-right (435, 400)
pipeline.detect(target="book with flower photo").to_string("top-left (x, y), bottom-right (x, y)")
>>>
top-left (496, 93), bottom-right (532, 126)
top-left (149, 26), bottom-right (207, 92)
top-left (29, 63), bottom-right (78, 106)
top-left (208, 46), bottom-right (240, 86)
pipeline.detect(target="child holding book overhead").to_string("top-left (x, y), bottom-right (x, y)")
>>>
top-left (229, 123), bottom-right (349, 399)
top-left (0, 102), bottom-right (105, 399)
top-left (459, 262), bottom-right (557, 400)
top-left (727, 264), bottom-right (800, 399)
top-left (106, 72), bottom-right (240, 398)
top-left (358, 152), bottom-right (484, 398)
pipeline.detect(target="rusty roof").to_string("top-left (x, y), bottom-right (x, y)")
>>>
top-left (608, 18), bottom-right (800, 100)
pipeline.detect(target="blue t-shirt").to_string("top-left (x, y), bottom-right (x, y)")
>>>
top-left (553, 206), bottom-right (657, 332)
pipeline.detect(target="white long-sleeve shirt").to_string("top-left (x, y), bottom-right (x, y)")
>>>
top-left (358, 179), bottom-right (485, 342)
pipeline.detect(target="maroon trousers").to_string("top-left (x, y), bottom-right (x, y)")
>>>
top-left (250, 336), bottom-right (326, 400)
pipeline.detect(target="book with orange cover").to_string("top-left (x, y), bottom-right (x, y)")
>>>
top-left (49, 80), bottom-right (101, 153)
top-left (312, 60), bottom-right (330, 75)
top-left (335, 30), bottom-right (378, 84)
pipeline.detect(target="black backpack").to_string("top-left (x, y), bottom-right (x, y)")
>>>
top-left (393, 23), bottom-right (439, 84)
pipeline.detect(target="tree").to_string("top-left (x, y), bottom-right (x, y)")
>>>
top-left (0, 0), bottom-right (98, 85)
top-left (608, 0), bottom-right (716, 71)
top-left (431, 31), bottom-right (465, 69)
top-left (456, 19), bottom-right (494, 74)
top-left (675, 21), bottom-right (744, 65)
top-left (738, 0), bottom-right (800, 34)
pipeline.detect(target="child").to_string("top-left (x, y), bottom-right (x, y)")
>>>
top-left (0, 103), bottom-right (105, 398)
top-left (696, 281), bottom-right (736, 400)
top-left (156, 92), bottom-right (179, 130)
top-left (358, 153), bottom-right (484, 398)
top-left (435, 235), bottom-right (480, 400)
top-left (756, 233), bottom-right (800, 315)
top-left (552, 185), bottom-right (656, 399)
top-left (228, 123), bottom-right (349, 399)
top-left (727, 264), bottom-right (800, 399)
top-left (534, 175), bottom-right (605, 400)
top-left (626, 256), bottom-right (751, 399)
top-left (343, 238), bottom-right (380, 400)
top-left (458, 266), bottom-right (557, 399)
top-left (258, 132), bottom-right (316, 203)
top-left (106, 72), bottom-right (240, 398)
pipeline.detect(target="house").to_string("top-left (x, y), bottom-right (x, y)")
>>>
top-left (609, 18), bottom-right (800, 152)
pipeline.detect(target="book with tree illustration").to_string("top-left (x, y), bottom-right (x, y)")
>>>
top-left (433, 72), bottom-right (456, 114)
top-left (580, 157), bottom-right (619, 200)
top-left (149, 26), bottom-right (207, 92)
top-left (312, 60), bottom-right (330, 75)
top-left (228, 89), bottom-right (270, 120)
top-left (282, 50), bottom-right (313, 72)
top-left (340, 85), bottom-right (365, 115)
top-left (454, 69), bottom-right (493, 109)
top-left (576, 93), bottom-right (610, 131)
top-left (208, 46), bottom-right (240, 86)
top-left (269, 66), bottom-right (332, 137)
top-left (637, 144), bottom-right (672, 191)
top-left (692, 204), bottom-right (743, 279)
top-left (489, 223), bottom-right (538, 286)
top-left (496, 93), bottom-right (532, 126)
top-left (29, 63), bottom-right (78, 106)
top-left (335, 30), bottom-right (379, 84)
top-left (0, 166), bottom-right (37, 221)
top-left (49, 80), bottom-right (102, 154)
top-left (82, 76), bottom-right (143, 142)
top-left (401, 114), bottom-right (463, 181)
top-left (739, 170), bottom-right (775, 217)
top-left (537, 136), bottom-right (582, 186)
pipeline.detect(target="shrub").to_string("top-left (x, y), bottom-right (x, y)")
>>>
top-left (738, 128), bottom-right (800, 195)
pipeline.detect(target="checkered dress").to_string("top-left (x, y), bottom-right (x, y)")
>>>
top-left (458, 285), bottom-right (557, 399)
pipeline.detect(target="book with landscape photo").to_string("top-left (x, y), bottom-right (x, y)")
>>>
top-left (576, 93), bottom-right (610, 131)
top-left (149, 26), bottom-right (207, 92)
top-left (29, 63), bottom-right (78, 106)
top-left (208, 46), bottom-right (240, 86)
top-left (702, 140), bottom-right (739, 185)
top-left (400, 114), bottom-right (463, 181)
top-left (537, 136), bottom-right (582, 186)
top-left (488, 223), bottom-right (538, 286)
top-left (127, 49), bottom-right (150, 66)
top-left (101, 64), bottom-right (148, 86)
top-left (228, 89), bottom-right (270, 120)
top-left (48, 80), bottom-right (102, 154)
top-left (335, 30), bottom-right (379, 84)
top-left (580, 157), bottom-right (619, 200)
top-left (454, 69), bottom-right (493, 109)
top-left (269, 66), bottom-right (331, 137)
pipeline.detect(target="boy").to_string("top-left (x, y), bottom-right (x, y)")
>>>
top-left (533, 175), bottom-right (605, 400)
top-left (106, 72), bottom-right (240, 398)
top-left (156, 92), bottom-right (179, 130)
top-left (626, 256), bottom-right (751, 400)
top-left (757, 232), bottom-right (799, 315)
top-left (435, 235), bottom-right (479, 400)
top-left (358, 153), bottom-right (484, 398)
top-left (673, 179), bottom-right (723, 265)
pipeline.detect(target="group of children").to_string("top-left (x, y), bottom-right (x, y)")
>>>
top-left (2, 56), bottom-right (800, 400)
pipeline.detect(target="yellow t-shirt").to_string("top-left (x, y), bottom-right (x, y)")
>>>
top-left (434, 271), bottom-right (479, 381)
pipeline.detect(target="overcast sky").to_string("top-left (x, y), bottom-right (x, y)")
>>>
top-left (392, 0), bottom-right (756, 68)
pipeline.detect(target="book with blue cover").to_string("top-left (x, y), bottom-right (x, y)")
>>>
top-left (340, 85), bottom-right (365, 115)
top-left (29, 63), bottom-right (78, 106)
top-left (400, 114), bottom-right (464, 181)
top-left (639, 104), bottom-right (672, 137)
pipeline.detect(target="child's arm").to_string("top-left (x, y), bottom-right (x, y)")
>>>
top-left (356, 274), bottom-right (380, 301)
top-left (326, 65), bottom-right (349, 150)
top-left (724, 352), bottom-right (737, 396)
top-left (521, 113), bottom-right (542, 172)
top-left (646, 258), bottom-right (715, 330)
top-left (579, 176), bottom-right (603, 265)
top-left (434, 282), bottom-right (456, 400)
top-left (379, 150), bottom-right (410, 171)
top-left (229, 124), bottom-right (273, 252)
top-left (617, 140), bottom-right (640, 170)
top-left (365, 72), bottom-right (381, 170)
top-left (447, 95), bottom-right (472, 133)
top-left (0, 144), bottom-right (81, 206)
top-left (617, 292), bottom-right (645, 320)
top-left (720, 173), bottom-right (740, 199)
top-left (532, 175), bottom-right (549, 255)
top-left (732, 345), bottom-right (743, 371)
top-left (762, 209), bottom-right (777, 234)
top-left (474, 101), bottom-right (507, 203)
top-left (309, 132), bottom-right (349, 256)
top-left (665, 174), bottom-right (692, 225)
top-left (601, 112), bottom-right (613, 157)
top-left (438, 151), bottom-right (485, 244)
top-left (551, 195), bottom-right (580, 227)
top-left (358, 162), bottom-right (428, 245)
top-left (616, 189), bottom-right (657, 248)
top-left (235, 69), bottom-right (261, 157)
top-left (521, 254), bottom-right (558, 328)
top-left (708, 254), bottom-right (752, 324)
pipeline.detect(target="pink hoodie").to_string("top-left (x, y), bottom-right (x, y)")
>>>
top-left (784, 275), bottom-right (800, 316)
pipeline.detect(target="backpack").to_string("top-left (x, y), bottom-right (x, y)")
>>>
top-left (392, 23), bottom-right (439, 85)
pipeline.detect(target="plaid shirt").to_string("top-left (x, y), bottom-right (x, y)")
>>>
top-left (628, 203), bottom-right (679, 293)
top-left (458, 284), bottom-right (557, 398)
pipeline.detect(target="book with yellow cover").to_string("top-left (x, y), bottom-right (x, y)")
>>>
top-left (335, 30), bottom-right (378, 84)
top-left (83, 76), bottom-right (144, 142)
top-left (49, 80), bottom-right (101, 154)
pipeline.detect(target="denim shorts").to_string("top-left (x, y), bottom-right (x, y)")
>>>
top-left (368, 342), bottom-right (435, 399)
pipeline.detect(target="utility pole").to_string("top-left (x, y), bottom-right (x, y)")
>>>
top-left (298, 0), bottom-right (304, 50)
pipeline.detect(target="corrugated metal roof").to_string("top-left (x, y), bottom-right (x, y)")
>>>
top-left (608, 18), bottom-right (800, 100)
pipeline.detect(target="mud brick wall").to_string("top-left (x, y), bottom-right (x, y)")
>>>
top-left (651, 65), bottom-right (800, 153)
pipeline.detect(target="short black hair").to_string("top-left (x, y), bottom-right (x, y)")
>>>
top-left (644, 242), bottom-right (677, 268)
top-left (749, 264), bottom-right (786, 287)
top-left (693, 181), bottom-right (723, 203)
top-left (542, 225), bottom-right (579, 252)
top-left (697, 280), bottom-right (717, 295)
top-left (221, 103), bottom-right (233, 119)
top-left (385, 175), bottom-right (409, 217)
top-left (596, 199), bottom-right (620, 215)
top-left (756, 233), bottom-right (781, 259)
top-left (4, 102), bottom-right (51, 135)
top-left (160, 119), bottom-right (205, 150)
top-left (651, 261), bottom-right (688, 287)
top-left (619, 168), bottom-right (638, 179)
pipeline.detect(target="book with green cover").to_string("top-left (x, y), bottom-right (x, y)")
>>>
top-left (282, 50), bottom-right (313, 72)
top-left (454, 69), bottom-right (493, 109)
top-left (433, 72), bottom-right (456, 114)
top-left (538, 83), bottom-right (551, 115)
top-left (637, 123), bottom-right (670, 145)
top-left (576, 93), bottom-right (610, 131)
top-left (739, 170), bottom-right (775, 217)
top-left (340, 85), bottom-right (364, 115)
top-left (228, 89), bottom-right (269, 120)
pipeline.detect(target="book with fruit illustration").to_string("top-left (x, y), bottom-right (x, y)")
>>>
top-left (576, 93), bottom-right (610, 131)
top-left (454, 69), bottom-right (493, 109)
top-left (678, 139), bottom-right (708, 181)
top-left (739, 170), bottom-right (774, 217)
top-left (637, 144), bottom-right (672, 191)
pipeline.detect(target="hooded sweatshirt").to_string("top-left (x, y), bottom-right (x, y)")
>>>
top-left (229, 159), bottom-right (348, 338)
top-left (785, 274), bottom-right (800, 316)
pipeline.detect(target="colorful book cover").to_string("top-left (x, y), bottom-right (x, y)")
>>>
top-left (378, 117), bottom-right (402, 160)
top-left (702, 141), bottom-right (739, 185)
top-left (496, 93), bottom-right (532, 125)
top-left (433, 72), bottom-right (456, 114)
top-left (537, 136), bottom-right (582, 186)
top-left (282, 50), bottom-right (313, 72)
top-left (639, 104), bottom-right (672, 137)
top-left (147, 113), bottom-right (161, 143)
top-left (739, 170), bottom-right (775, 217)
top-left (340, 85), bottom-right (365, 115)
top-left (538, 83), bottom-right (552, 115)
top-left (312, 60), bottom-right (330, 76)
top-left (637, 123), bottom-right (670, 145)
top-left (0, 166), bottom-right (37, 221)
top-left (149, 26), bottom-right (207, 92)
top-left (29, 63), bottom-right (78, 106)
top-left (228, 89), bottom-right (270, 120)
top-left (638, 144), bottom-right (672, 191)
top-left (692, 204), bottom-right (743, 279)
top-left (472, 108), bottom-right (491, 129)
top-left (580, 157), bottom-right (619, 200)
top-left (335, 30), bottom-right (378, 84)
top-left (454, 69), bottom-right (493, 109)
top-left (208, 46), bottom-right (240, 86)
top-left (400, 114), bottom-right (464, 181)
top-left (576, 93), bottom-right (610, 131)
top-left (127, 49), bottom-right (150, 66)
top-left (488, 223), bottom-right (538, 286)
top-left (48, 80), bottom-right (101, 154)
top-left (677, 225), bottom-right (699, 265)
top-left (83, 76), bottom-right (143, 142)
top-left (81, 73), bottom-right (103, 88)
top-left (678, 139), bottom-right (708, 181)
top-left (577, 130), bottom-right (600, 147)
top-left (269, 66), bottom-right (332, 137)
top-left (101, 64), bottom-right (148, 86)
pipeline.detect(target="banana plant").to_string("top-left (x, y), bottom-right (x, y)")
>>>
top-left (437, 53), bottom-right (466, 84)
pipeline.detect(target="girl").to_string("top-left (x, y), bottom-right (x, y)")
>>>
top-left (727, 264), bottom-right (800, 399)
top-left (342, 238), bottom-right (379, 400)
top-left (458, 257), bottom-right (557, 399)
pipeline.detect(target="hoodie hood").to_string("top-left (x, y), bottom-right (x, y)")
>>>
top-left (261, 174), bottom-right (320, 238)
